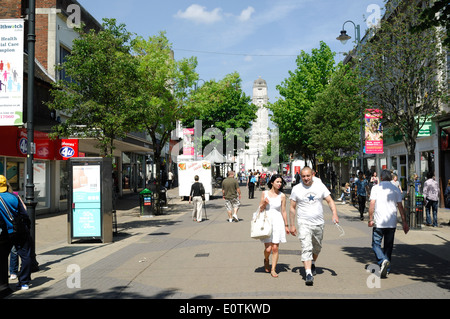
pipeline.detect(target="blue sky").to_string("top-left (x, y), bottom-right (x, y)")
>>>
top-left (78, 0), bottom-right (385, 102)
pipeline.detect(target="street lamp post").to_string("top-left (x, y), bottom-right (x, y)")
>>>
top-left (26, 0), bottom-right (38, 270)
top-left (337, 20), bottom-right (364, 174)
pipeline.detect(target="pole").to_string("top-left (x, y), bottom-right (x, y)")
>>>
top-left (26, 0), bottom-right (38, 270)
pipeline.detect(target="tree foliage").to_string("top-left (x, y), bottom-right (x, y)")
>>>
top-left (305, 63), bottom-right (367, 162)
top-left (183, 72), bottom-right (257, 156)
top-left (48, 19), bottom-right (138, 156)
top-left (412, 0), bottom-right (450, 48)
top-left (130, 32), bottom-right (198, 212)
top-left (268, 41), bottom-right (336, 163)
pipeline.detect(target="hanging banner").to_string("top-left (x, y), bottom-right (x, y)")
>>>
top-left (0, 19), bottom-right (24, 126)
top-left (365, 109), bottom-right (383, 154)
top-left (183, 128), bottom-right (194, 155)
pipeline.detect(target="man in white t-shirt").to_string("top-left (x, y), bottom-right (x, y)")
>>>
top-left (289, 167), bottom-right (339, 286)
top-left (368, 170), bottom-right (409, 278)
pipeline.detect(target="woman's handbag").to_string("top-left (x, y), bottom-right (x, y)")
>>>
top-left (250, 208), bottom-right (272, 239)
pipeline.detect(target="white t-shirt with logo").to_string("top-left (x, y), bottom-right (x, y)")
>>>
top-left (289, 180), bottom-right (331, 225)
top-left (369, 181), bottom-right (403, 228)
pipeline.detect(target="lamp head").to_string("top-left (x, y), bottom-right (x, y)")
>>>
top-left (337, 30), bottom-right (351, 45)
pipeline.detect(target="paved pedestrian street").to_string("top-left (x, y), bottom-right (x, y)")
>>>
top-left (5, 186), bottom-right (450, 302)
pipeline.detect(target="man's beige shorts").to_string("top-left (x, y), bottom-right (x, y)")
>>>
top-left (298, 223), bottom-right (324, 261)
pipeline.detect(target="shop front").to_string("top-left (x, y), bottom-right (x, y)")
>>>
top-left (381, 120), bottom-right (439, 195)
top-left (0, 127), bottom-right (154, 215)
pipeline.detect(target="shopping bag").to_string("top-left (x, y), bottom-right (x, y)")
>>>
top-left (250, 209), bottom-right (272, 239)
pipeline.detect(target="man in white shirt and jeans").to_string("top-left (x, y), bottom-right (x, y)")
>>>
top-left (289, 167), bottom-right (339, 286)
top-left (368, 170), bottom-right (409, 278)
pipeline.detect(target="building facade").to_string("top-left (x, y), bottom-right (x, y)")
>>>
top-left (343, 0), bottom-right (449, 205)
top-left (0, 0), bottom-right (155, 215)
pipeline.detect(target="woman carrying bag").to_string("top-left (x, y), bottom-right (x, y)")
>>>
top-left (258, 174), bottom-right (289, 278)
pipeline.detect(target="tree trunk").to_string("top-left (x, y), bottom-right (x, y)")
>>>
top-left (404, 137), bottom-right (417, 184)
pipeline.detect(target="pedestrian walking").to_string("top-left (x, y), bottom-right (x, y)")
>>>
top-left (368, 170), bottom-right (409, 278)
top-left (258, 174), bottom-right (289, 278)
top-left (370, 171), bottom-right (379, 187)
top-left (423, 172), bottom-right (440, 227)
top-left (0, 175), bottom-right (32, 290)
top-left (445, 179), bottom-right (450, 209)
top-left (391, 173), bottom-right (402, 193)
top-left (355, 171), bottom-right (369, 220)
top-left (167, 171), bottom-right (174, 189)
top-left (222, 171), bottom-right (241, 222)
top-left (189, 175), bottom-right (205, 222)
top-left (289, 167), bottom-right (339, 286)
top-left (247, 172), bottom-right (256, 199)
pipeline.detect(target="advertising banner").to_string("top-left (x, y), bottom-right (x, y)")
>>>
top-left (0, 19), bottom-right (24, 126)
top-left (177, 160), bottom-right (212, 198)
top-left (183, 128), bottom-right (194, 155)
top-left (72, 164), bottom-right (101, 237)
top-left (365, 109), bottom-right (383, 154)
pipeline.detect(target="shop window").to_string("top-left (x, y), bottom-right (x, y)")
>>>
top-left (34, 160), bottom-right (49, 208)
top-left (420, 151), bottom-right (434, 184)
top-left (6, 160), bottom-right (24, 193)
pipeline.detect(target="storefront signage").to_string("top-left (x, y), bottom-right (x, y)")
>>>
top-left (0, 19), bottom-right (24, 126)
top-left (57, 139), bottom-right (79, 160)
top-left (0, 127), bottom-right (81, 160)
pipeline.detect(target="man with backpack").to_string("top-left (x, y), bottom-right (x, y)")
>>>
top-left (0, 175), bottom-right (32, 290)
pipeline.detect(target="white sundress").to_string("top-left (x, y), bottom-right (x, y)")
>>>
top-left (260, 191), bottom-right (287, 244)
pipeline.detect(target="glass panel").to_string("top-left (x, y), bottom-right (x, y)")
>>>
top-left (34, 160), bottom-right (49, 208)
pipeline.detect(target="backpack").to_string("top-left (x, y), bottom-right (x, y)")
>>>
top-left (250, 177), bottom-right (256, 183)
top-left (0, 194), bottom-right (28, 245)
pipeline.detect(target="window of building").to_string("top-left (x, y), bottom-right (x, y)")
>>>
top-left (34, 160), bottom-right (49, 209)
top-left (420, 150), bottom-right (435, 184)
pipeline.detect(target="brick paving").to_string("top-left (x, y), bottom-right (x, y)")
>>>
top-left (4, 184), bottom-right (450, 301)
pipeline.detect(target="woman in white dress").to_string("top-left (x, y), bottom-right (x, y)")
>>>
top-left (258, 174), bottom-right (290, 277)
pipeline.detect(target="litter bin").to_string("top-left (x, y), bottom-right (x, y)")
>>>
top-left (139, 188), bottom-right (154, 217)
top-left (406, 186), bottom-right (424, 229)
top-left (415, 194), bottom-right (424, 227)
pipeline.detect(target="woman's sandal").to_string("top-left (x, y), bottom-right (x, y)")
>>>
top-left (264, 259), bottom-right (270, 273)
top-left (271, 270), bottom-right (278, 278)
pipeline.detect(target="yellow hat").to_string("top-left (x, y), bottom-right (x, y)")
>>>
top-left (0, 175), bottom-right (7, 193)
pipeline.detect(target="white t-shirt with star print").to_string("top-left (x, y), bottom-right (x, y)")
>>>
top-left (290, 180), bottom-right (331, 225)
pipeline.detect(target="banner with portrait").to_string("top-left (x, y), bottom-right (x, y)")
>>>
top-left (183, 128), bottom-right (195, 155)
top-left (365, 109), bottom-right (383, 154)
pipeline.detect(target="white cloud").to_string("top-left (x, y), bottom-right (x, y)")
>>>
top-left (174, 4), bottom-right (223, 24)
top-left (238, 6), bottom-right (255, 22)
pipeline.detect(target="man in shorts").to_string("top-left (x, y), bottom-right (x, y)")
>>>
top-left (222, 171), bottom-right (241, 222)
top-left (289, 167), bottom-right (339, 286)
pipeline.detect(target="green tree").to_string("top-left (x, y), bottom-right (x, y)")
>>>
top-left (360, 0), bottom-right (447, 180)
top-left (48, 19), bottom-right (138, 156)
top-left (305, 63), bottom-right (366, 163)
top-left (268, 41), bottom-right (336, 166)
top-left (412, 0), bottom-right (449, 48)
top-left (131, 32), bottom-right (198, 212)
top-left (183, 72), bottom-right (257, 158)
